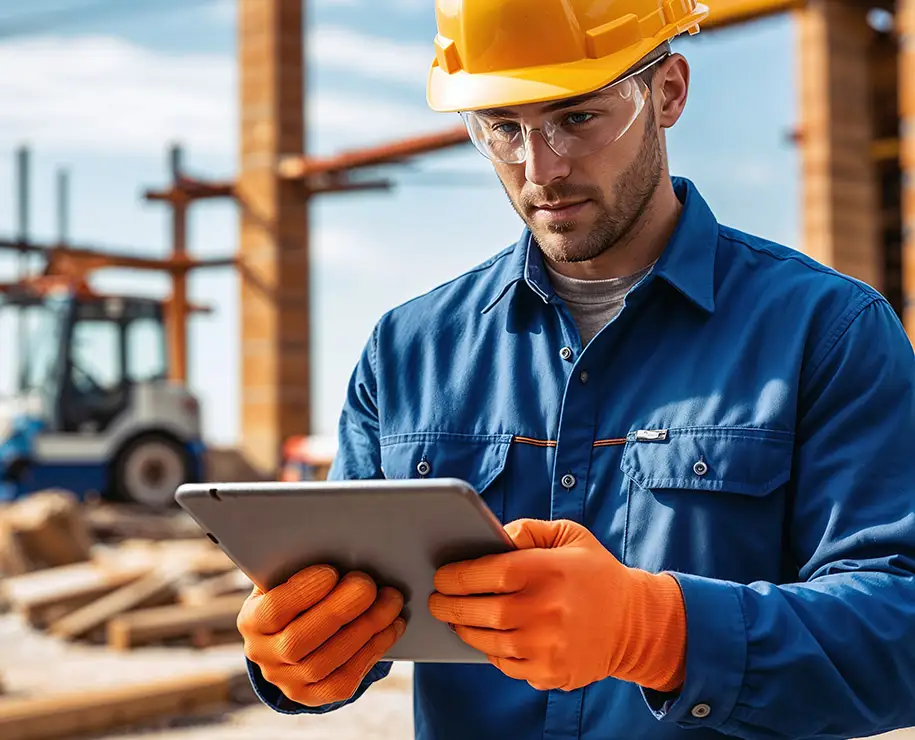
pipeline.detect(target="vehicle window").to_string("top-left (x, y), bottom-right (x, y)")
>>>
top-left (126, 317), bottom-right (167, 382)
top-left (71, 319), bottom-right (121, 390)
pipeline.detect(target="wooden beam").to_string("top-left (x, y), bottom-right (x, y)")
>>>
top-left (0, 670), bottom-right (253, 740)
top-left (701, 0), bottom-right (807, 31)
top-left (143, 178), bottom-right (235, 203)
top-left (277, 125), bottom-right (471, 181)
top-left (179, 568), bottom-right (252, 606)
top-left (83, 505), bottom-right (204, 542)
top-left (1, 561), bottom-right (151, 611)
top-left (48, 566), bottom-right (185, 641)
top-left (1, 491), bottom-right (93, 572)
top-left (0, 240), bottom-right (235, 273)
top-left (870, 15), bottom-right (903, 318)
top-left (168, 147), bottom-right (190, 385)
top-left (796, 1), bottom-right (882, 288)
top-left (900, 0), bottom-right (915, 337)
top-left (106, 592), bottom-right (247, 650)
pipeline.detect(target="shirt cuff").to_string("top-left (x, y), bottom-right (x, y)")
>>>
top-left (641, 572), bottom-right (747, 731)
top-left (246, 658), bottom-right (393, 715)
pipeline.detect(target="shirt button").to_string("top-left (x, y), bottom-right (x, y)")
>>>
top-left (691, 703), bottom-right (711, 719)
top-left (693, 460), bottom-right (708, 476)
top-left (559, 347), bottom-right (573, 361)
top-left (579, 370), bottom-right (589, 384)
top-left (417, 460), bottom-right (431, 476)
top-left (561, 474), bottom-right (576, 489)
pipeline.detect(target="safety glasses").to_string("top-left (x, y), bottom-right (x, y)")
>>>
top-left (460, 54), bottom-right (667, 165)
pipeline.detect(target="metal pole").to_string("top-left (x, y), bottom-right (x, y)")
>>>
top-left (16, 146), bottom-right (29, 274)
top-left (57, 168), bottom-right (70, 245)
top-left (15, 146), bottom-right (30, 393)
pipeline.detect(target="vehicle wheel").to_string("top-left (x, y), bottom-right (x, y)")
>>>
top-left (113, 435), bottom-right (191, 509)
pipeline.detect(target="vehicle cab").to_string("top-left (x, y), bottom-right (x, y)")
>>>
top-left (0, 282), bottom-right (205, 507)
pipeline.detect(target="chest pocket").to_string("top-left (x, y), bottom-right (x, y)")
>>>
top-left (620, 426), bottom-right (794, 583)
top-left (379, 433), bottom-right (512, 523)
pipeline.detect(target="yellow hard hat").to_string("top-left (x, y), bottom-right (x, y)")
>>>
top-left (427, 0), bottom-right (710, 113)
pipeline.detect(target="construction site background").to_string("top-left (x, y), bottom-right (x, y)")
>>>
top-left (2, 1), bottom-right (915, 738)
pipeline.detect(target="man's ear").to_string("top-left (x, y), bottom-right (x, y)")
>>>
top-left (655, 53), bottom-right (690, 129)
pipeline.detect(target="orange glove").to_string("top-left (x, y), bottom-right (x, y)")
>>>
top-left (428, 519), bottom-right (686, 693)
top-left (238, 565), bottom-right (405, 707)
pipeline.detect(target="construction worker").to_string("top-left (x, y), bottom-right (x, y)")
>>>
top-left (238, 1), bottom-right (915, 738)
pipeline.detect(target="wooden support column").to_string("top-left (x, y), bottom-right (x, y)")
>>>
top-left (237, 0), bottom-right (310, 475)
top-left (796, 1), bottom-right (881, 288)
top-left (168, 145), bottom-right (189, 384)
top-left (900, 0), bottom-right (915, 339)
top-left (869, 7), bottom-right (902, 318)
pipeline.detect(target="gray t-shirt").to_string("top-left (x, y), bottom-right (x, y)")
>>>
top-left (545, 262), bottom-right (654, 345)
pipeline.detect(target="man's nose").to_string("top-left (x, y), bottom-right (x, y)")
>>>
top-left (524, 131), bottom-right (572, 186)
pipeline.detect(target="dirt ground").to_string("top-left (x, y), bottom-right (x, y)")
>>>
top-left (0, 612), bottom-right (414, 740)
top-left (3, 611), bottom-right (915, 740)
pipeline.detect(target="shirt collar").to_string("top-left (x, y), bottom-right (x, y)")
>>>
top-left (482, 176), bottom-right (719, 315)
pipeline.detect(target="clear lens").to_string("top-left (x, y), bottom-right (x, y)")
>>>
top-left (461, 57), bottom-right (660, 165)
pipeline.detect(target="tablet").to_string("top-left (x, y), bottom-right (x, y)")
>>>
top-left (174, 478), bottom-right (515, 663)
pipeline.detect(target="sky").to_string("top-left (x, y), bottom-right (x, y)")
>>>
top-left (0, 0), bottom-right (800, 446)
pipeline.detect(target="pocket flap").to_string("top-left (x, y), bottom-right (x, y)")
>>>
top-left (380, 433), bottom-right (513, 494)
top-left (620, 427), bottom-right (794, 497)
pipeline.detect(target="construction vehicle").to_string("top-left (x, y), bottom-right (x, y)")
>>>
top-left (0, 277), bottom-right (206, 508)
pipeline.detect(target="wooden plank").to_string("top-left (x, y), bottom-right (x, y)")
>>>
top-left (0, 519), bottom-right (32, 576)
top-left (92, 539), bottom-right (235, 577)
top-left (702, 0), bottom-right (806, 31)
top-left (0, 670), bottom-right (254, 740)
top-left (106, 593), bottom-right (248, 650)
top-left (48, 566), bottom-right (186, 641)
top-left (2, 491), bottom-right (94, 570)
top-left (179, 569), bottom-right (252, 607)
top-left (1, 562), bottom-right (151, 610)
top-left (24, 581), bottom-right (177, 631)
top-left (190, 627), bottom-right (245, 649)
top-left (83, 505), bottom-right (203, 542)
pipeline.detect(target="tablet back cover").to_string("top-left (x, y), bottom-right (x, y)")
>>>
top-left (175, 479), bottom-right (514, 663)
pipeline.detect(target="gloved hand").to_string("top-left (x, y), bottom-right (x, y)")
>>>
top-left (428, 519), bottom-right (686, 693)
top-left (238, 565), bottom-right (405, 707)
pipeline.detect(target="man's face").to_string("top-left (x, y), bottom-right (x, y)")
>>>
top-left (487, 73), bottom-right (665, 264)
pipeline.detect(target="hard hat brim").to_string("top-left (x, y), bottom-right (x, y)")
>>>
top-left (426, 6), bottom-right (708, 113)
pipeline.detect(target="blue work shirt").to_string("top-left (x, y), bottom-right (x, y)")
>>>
top-left (248, 177), bottom-right (915, 739)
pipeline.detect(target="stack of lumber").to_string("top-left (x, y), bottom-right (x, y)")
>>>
top-left (0, 491), bottom-right (254, 651)
top-left (0, 491), bottom-right (94, 576)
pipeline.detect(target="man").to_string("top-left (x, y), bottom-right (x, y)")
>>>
top-left (238, 1), bottom-right (915, 738)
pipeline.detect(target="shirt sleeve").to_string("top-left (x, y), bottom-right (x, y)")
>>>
top-left (248, 325), bottom-right (395, 715)
top-left (642, 295), bottom-right (915, 738)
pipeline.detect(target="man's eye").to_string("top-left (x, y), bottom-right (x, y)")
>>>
top-left (563, 112), bottom-right (594, 126)
top-left (491, 122), bottom-right (521, 137)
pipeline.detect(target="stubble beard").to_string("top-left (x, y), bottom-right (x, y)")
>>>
top-left (509, 105), bottom-right (664, 264)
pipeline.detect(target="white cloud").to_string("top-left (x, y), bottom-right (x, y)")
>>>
top-left (312, 225), bottom-right (399, 279)
top-left (0, 33), bottom-right (440, 158)
top-left (202, 0), bottom-right (235, 23)
top-left (310, 25), bottom-right (431, 86)
top-left (0, 35), bottom-right (234, 156)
